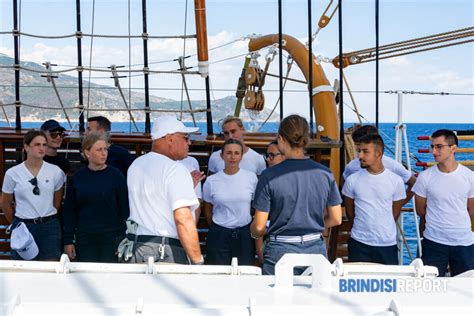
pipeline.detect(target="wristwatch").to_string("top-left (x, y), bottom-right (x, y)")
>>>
top-left (191, 255), bottom-right (205, 265)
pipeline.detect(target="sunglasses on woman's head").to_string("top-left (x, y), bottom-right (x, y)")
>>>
top-left (29, 177), bottom-right (40, 195)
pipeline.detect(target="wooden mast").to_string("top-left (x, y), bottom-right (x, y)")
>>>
top-left (194, 0), bottom-right (213, 135)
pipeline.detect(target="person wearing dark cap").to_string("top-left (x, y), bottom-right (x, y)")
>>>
top-left (40, 119), bottom-right (71, 175)
top-left (86, 116), bottom-right (134, 177)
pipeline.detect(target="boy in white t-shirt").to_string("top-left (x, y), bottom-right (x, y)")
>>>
top-left (208, 116), bottom-right (266, 175)
top-left (342, 134), bottom-right (406, 264)
top-left (412, 129), bottom-right (474, 276)
top-left (343, 125), bottom-right (416, 206)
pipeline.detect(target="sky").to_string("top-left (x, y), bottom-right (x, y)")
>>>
top-left (0, 0), bottom-right (473, 123)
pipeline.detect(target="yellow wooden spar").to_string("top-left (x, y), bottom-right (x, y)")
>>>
top-left (248, 34), bottom-right (341, 182)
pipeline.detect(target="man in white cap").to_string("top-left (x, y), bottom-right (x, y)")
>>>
top-left (125, 116), bottom-right (203, 264)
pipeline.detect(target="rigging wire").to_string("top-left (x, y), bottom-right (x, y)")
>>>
top-left (0, 30), bottom-right (196, 40)
top-left (128, 0), bottom-right (132, 133)
top-left (1, 84), bottom-right (472, 95)
top-left (179, 0), bottom-right (189, 121)
top-left (341, 100), bottom-right (423, 165)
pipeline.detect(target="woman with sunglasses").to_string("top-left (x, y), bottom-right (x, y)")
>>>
top-left (203, 139), bottom-right (258, 265)
top-left (2, 130), bottom-right (66, 261)
top-left (40, 119), bottom-right (71, 175)
top-left (264, 140), bottom-right (285, 167)
top-left (63, 132), bottom-right (129, 263)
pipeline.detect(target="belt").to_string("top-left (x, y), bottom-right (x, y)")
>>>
top-left (16, 214), bottom-right (57, 224)
top-left (269, 233), bottom-right (322, 243)
top-left (127, 234), bottom-right (182, 248)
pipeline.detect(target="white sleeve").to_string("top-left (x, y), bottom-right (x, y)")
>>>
top-left (256, 155), bottom-right (266, 175)
top-left (208, 151), bottom-right (218, 173)
top-left (411, 171), bottom-right (427, 198)
top-left (167, 164), bottom-right (199, 212)
top-left (392, 176), bottom-right (407, 201)
top-left (468, 170), bottom-right (474, 198)
top-left (202, 177), bottom-right (212, 204)
top-left (250, 173), bottom-right (258, 199)
top-left (191, 157), bottom-right (202, 199)
top-left (195, 182), bottom-right (202, 200)
top-left (343, 159), bottom-right (358, 179)
top-left (391, 161), bottom-right (412, 183)
top-left (341, 175), bottom-right (354, 198)
top-left (54, 168), bottom-right (66, 191)
top-left (2, 170), bottom-right (15, 194)
top-left (191, 157), bottom-right (200, 171)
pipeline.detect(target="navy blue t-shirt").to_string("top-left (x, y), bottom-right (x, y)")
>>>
top-left (107, 144), bottom-right (134, 177)
top-left (63, 166), bottom-right (129, 245)
top-left (252, 158), bottom-right (342, 236)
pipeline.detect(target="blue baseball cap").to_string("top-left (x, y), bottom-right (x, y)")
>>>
top-left (40, 120), bottom-right (66, 132)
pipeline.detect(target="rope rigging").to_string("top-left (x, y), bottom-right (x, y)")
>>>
top-left (0, 101), bottom-right (208, 113)
top-left (0, 30), bottom-right (197, 40)
top-left (41, 62), bottom-right (73, 128)
top-left (109, 65), bottom-right (139, 132)
top-left (333, 27), bottom-right (474, 67)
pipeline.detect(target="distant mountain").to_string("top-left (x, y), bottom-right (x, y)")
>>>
top-left (0, 54), bottom-right (279, 123)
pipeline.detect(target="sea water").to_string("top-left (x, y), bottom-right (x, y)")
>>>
top-left (3, 121), bottom-right (473, 264)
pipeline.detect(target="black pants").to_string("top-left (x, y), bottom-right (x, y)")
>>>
top-left (421, 238), bottom-right (474, 277)
top-left (206, 222), bottom-right (255, 265)
top-left (76, 231), bottom-right (123, 263)
top-left (348, 238), bottom-right (398, 265)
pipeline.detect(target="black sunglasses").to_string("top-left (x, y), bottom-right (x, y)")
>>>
top-left (29, 177), bottom-right (40, 195)
top-left (49, 131), bottom-right (65, 139)
top-left (263, 152), bottom-right (282, 160)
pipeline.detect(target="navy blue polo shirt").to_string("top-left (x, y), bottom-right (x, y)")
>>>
top-left (252, 158), bottom-right (342, 236)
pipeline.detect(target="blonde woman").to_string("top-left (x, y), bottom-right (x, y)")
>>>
top-left (63, 132), bottom-right (129, 262)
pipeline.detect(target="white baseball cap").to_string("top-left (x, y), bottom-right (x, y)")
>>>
top-left (151, 116), bottom-right (199, 140)
top-left (10, 222), bottom-right (39, 260)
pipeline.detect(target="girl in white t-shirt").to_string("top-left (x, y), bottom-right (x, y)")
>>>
top-left (203, 139), bottom-right (258, 265)
top-left (2, 130), bottom-right (66, 261)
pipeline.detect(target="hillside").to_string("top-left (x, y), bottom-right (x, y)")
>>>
top-left (0, 54), bottom-right (279, 123)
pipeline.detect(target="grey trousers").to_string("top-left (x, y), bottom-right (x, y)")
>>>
top-left (126, 240), bottom-right (189, 264)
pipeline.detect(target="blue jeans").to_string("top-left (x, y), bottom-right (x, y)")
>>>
top-left (422, 238), bottom-right (474, 277)
top-left (11, 217), bottom-right (62, 261)
top-left (263, 237), bottom-right (327, 275)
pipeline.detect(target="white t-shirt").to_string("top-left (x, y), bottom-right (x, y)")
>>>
top-left (342, 169), bottom-right (406, 246)
top-left (178, 156), bottom-right (202, 199)
top-left (2, 161), bottom-right (65, 219)
top-left (203, 169), bottom-right (258, 229)
top-left (343, 155), bottom-right (412, 183)
top-left (412, 164), bottom-right (474, 246)
top-left (208, 147), bottom-right (266, 175)
top-left (127, 152), bottom-right (199, 239)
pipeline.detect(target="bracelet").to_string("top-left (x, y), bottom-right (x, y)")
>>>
top-left (191, 255), bottom-right (205, 265)
top-left (250, 232), bottom-right (260, 240)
